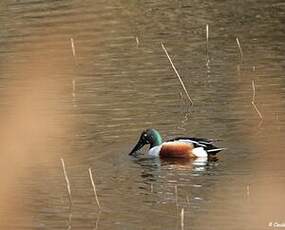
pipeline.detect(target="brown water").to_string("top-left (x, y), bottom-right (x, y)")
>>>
top-left (0, 0), bottom-right (284, 229)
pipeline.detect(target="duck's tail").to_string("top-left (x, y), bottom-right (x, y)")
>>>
top-left (206, 147), bottom-right (226, 155)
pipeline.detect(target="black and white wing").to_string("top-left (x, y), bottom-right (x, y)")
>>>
top-left (167, 136), bottom-right (224, 155)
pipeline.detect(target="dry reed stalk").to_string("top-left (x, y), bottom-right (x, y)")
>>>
top-left (70, 38), bottom-right (76, 57)
top-left (251, 80), bottom-right (263, 120)
top-left (135, 36), bottom-right (139, 48)
top-left (180, 208), bottom-right (184, 230)
top-left (88, 168), bottom-right (101, 209)
top-left (206, 24), bottom-right (209, 65)
top-left (236, 37), bottom-right (243, 61)
top-left (60, 158), bottom-right (72, 206)
top-left (72, 79), bottom-right (76, 97)
top-left (161, 42), bottom-right (193, 105)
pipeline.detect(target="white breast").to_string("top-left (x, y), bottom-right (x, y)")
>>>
top-left (148, 145), bottom-right (162, 157)
top-left (192, 147), bottom-right (208, 158)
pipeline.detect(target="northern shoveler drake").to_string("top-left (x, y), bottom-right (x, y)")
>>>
top-left (129, 129), bottom-right (224, 158)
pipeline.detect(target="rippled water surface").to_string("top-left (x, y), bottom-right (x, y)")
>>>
top-left (0, 0), bottom-right (284, 229)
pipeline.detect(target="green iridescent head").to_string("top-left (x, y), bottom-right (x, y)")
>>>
top-left (129, 129), bottom-right (163, 155)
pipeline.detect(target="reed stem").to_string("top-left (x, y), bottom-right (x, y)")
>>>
top-left (70, 38), bottom-right (76, 57)
top-left (236, 37), bottom-right (243, 61)
top-left (206, 24), bottom-right (209, 65)
top-left (60, 158), bottom-right (72, 207)
top-left (72, 79), bottom-right (76, 97)
top-left (181, 208), bottom-right (184, 230)
top-left (161, 42), bottom-right (193, 105)
top-left (246, 184), bottom-right (250, 197)
top-left (88, 168), bottom-right (101, 209)
top-left (251, 80), bottom-right (263, 120)
top-left (135, 36), bottom-right (139, 48)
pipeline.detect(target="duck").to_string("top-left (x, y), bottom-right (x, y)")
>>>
top-left (129, 128), bottom-right (224, 158)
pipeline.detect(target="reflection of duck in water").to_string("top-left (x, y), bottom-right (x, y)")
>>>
top-left (129, 129), bottom-right (224, 159)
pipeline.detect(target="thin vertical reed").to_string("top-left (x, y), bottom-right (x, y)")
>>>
top-left (161, 42), bottom-right (193, 105)
top-left (206, 24), bottom-right (209, 65)
top-left (70, 38), bottom-right (76, 57)
top-left (236, 37), bottom-right (243, 61)
top-left (180, 208), bottom-right (184, 230)
top-left (88, 168), bottom-right (101, 209)
top-left (251, 80), bottom-right (263, 120)
top-left (135, 36), bottom-right (139, 48)
top-left (72, 80), bottom-right (76, 97)
top-left (60, 158), bottom-right (72, 207)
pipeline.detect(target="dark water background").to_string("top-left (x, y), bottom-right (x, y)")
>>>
top-left (0, 0), bottom-right (284, 229)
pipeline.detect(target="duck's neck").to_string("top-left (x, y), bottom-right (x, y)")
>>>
top-left (150, 130), bottom-right (163, 148)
